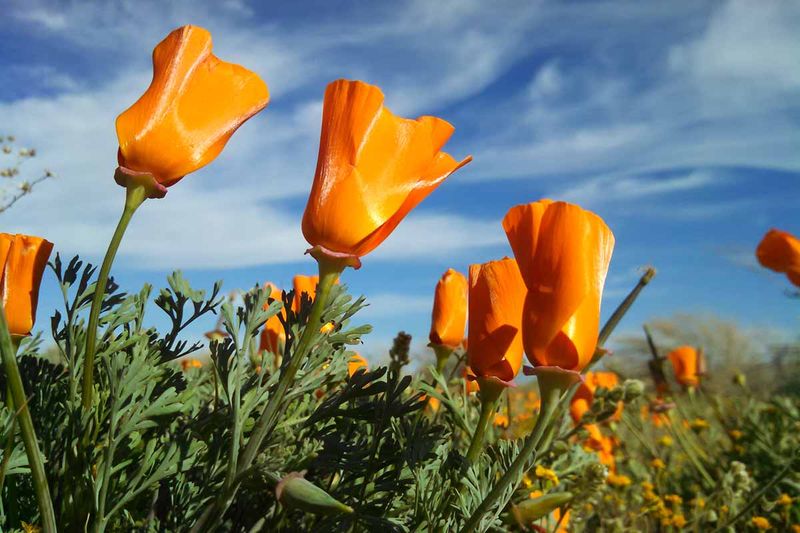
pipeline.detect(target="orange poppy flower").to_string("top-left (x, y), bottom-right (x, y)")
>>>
top-left (180, 358), bottom-right (204, 371)
top-left (570, 371), bottom-right (620, 424)
top-left (116, 25), bottom-right (269, 197)
top-left (301, 79), bottom-right (472, 265)
top-left (293, 275), bottom-right (319, 311)
top-left (503, 200), bottom-right (614, 372)
top-left (585, 424), bottom-right (616, 470)
top-left (756, 229), bottom-right (800, 287)
top-left (429, 268), bottom-right (468, 349)
top-left (348, 352), bottom-right (368, 377)
top-left (259, 282), bottom-right (285, 354)
top-left (464, 366), bottom-right (480, 394)
top-left (0, 233), bottom-right (53, 337)
top-left (467, 258), bottom-right (527, 384)
top-left (667, 346), bottom-right (700, 387)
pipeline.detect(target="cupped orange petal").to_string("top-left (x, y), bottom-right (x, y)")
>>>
top-left (504, 200), bottom-right (614, 371)
top-left (302, 79), bottom-right (471, 259)
top-left (467, 258), bottom-right (526, 383)
top-left (667, 346), bottom-right (699, 387)
top-left (116, 25), bottom-right (269, 192)
top-left (0, 233), bottom-right (54, 336)
top-left (756, 229), bottom-right (800, 273)
top-left (756, 229), bottom-right (800, 287)
top-left (429, 268), bottom-right (468, 349)
top-left (348, 352), bottom-right (368, 377)
top-left (259, 282), bottom-right (286, 354)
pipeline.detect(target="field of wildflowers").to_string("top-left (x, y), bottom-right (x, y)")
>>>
top-left (0, 24), bottom-right (798, 533)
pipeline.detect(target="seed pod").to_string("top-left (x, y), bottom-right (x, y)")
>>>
top-left (275, 471), bottom-right (353, 515)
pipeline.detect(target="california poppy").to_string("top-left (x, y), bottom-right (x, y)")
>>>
top-left (293, 275), bottom-right (319, 312)
top-left (503, 200), bottom-right (614, 372)
top-left (259, 283), bottom-right (285, 354)
top-left (348, 353), bottom-right (368, 377)
top-left (302, 79), bottom-right (471, 266)
top-left (429, 268), bottom-right (468, 349)
top-left (0, 233), bottom-right (53, 337)
top-left (570, 371), bottom-right (620, 424)
top-left (116, 25), bottom-right (269, 197)
top-left (467, 258), bottom-right (527, 384)
top-left (756, 229), bottom-right (800, 287)
top-left (667, 346), bottom-right (700, 387)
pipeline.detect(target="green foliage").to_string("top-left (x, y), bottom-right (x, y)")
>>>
top-left (1, 256), bottom-right (798, 532)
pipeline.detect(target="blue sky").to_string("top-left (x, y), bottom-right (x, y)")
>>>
top-left (1, 0), bottom-right (798, 368)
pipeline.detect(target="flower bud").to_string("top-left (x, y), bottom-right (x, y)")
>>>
top-left (550, 440), bottom-right (570, 456)
top-left (511, 492), bottom-right (573, 524)
top-left (622, 379), bottom-right (645, 402)
top-left (607, 386), bottom-right (625, 403)
top-left (275, 472), bottom-right (353, 515)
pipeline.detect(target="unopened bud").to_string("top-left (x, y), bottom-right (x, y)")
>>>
top-left (607, 386), bottom-right (625, 403)
top-left (275, 471), bottom-right (353, 515)
top-left (622, 379), bottom-right (645, 402)
top-left (550, 440), bottom-right (570, 456)
top-left (511, 492), bottom-right (573, 524)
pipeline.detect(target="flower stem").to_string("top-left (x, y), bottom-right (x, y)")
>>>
top-left (81, 183), bottom-right (146, 410)
top-left (433, 345), bottom-right (453, 375)
top-left (192, 260), bottom-right (342, 530)
top-left (0, 314), bottom-right (56, 531)
top-left (460, 376), bottom-right (567, 533)
top-left (465, 378), bottom-right (504, 465)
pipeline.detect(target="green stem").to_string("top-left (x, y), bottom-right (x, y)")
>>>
top-left (0, 385), bottom-right (16, 493)
top-left (460, 381), bottom-right (564, 533)
top-left (192, 260), bottom-right (342, 530)
top-left (465, 379), bottom-right (504, 464)
top-left (0, 319), bottom-right (56, 531)
top-left (81, 183), bottom-right (146, 410)
top-left (433, 345), bottom-right (453, 375)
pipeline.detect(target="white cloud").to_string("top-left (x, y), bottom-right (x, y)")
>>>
top-left (554, 171), bottom-right (718, 206)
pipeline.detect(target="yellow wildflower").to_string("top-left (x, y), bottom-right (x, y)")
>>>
top-left (690, 497), bottom-right (705, 508)
top-left (777, 493), bottom-right (792, 506)
top-left (672, 515), bottom-right (687, 528)
top-left (729, 429), bottom-right (743, 440)
top-left (690, 418), bottom-right (709, 430)
top-left (606, 473), bottom-right (632, 487)
top-left (494, 413), bottom-right (509, 428)
top-left (642, 481), bottom-right (654, 491)
top-left (522, 474), bottom-right (533, 489)
top-left (664, 494), bottom-right (683, 505)
top-left (658, 435), bottom-right (673, 447)
top-left (22, 523), bottom-right (41, 533)
top-left (319, 321), bottom-right (335, 334)
top-left (721, 505), bottom-right (729, 514)
top-left (791, 525), bottom-right (800, 533)
top-left (535, 464), bottom-right (559, 485)
top-left (650, 458), bottom-right (666, 470)
top-left (751, 516), bottom-right (770, 530)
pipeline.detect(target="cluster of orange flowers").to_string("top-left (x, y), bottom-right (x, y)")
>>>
top-left (4, 24), bottom-right (797, 395)
top-left (427, 200), bottom-right (616, 392)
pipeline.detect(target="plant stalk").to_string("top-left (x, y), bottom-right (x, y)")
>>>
top-left (460, 379), bottom-right (565, 533)
top-left (465, 378), bottom-right (504, 465)
top-left (0, 315), bottom-right (57, 531)
top-left (81, 183), bottom-right (146, 409)
top-left (193, 260), bottom-right (341, 530)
